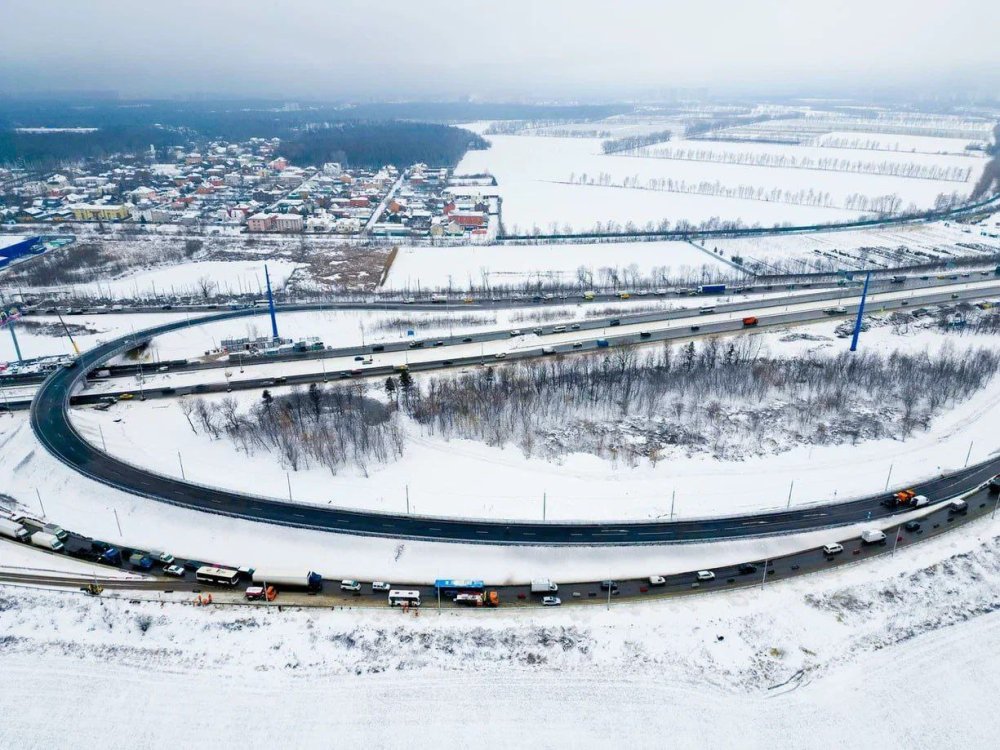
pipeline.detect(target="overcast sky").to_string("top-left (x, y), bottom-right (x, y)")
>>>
top-left (2, 0), bottom-right (998, 100)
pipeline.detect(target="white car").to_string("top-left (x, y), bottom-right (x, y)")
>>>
top-left (371, 581), bottom-right (391, 592)
top-left (648, 575), bottom-right (666, 586)
top-left (695, 570), bottom-right (715, 581)
top-left (162, 564), bottom-right (185, 577)
top-left (541, 596), bottom-right (561, 606)
top-left (822, 543), bottom-right (844, 555)
top-left (340, 580), bottom-right (362, 592)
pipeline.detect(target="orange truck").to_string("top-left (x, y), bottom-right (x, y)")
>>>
top-left (742, 316), bottom-right (759, 327)
top-left (882, 488), bottom-right (928, 509)
top-left (454, 591), bottom-right (500, 607)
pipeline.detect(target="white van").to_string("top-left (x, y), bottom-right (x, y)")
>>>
top-left (860, 529), bottom-right (886, 544)
top-left (822, 543), bottom-right (844, 555)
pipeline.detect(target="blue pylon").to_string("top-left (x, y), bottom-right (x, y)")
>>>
top-left (849, 271), bottom-right (872, 352)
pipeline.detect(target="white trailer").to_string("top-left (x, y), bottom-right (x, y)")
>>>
top-left (30, 531), bottom-right (64, 551)
top-left (530, 579), bottom-right (558, 593)
top-left (251, 569), bottom-right (323, 591)
top-left (0, 519), bottom-right (29, 541)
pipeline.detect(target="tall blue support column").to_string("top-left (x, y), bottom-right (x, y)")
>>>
top-left (265, 264), bottom-right (279, 340)
top-left (7, 321), bottom-right (24, 363)
top-left (849, 271), bottom-right (872, 353)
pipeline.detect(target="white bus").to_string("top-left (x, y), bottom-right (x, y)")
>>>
top-left (388, 590), bottom-right (421, 607)
top-left (195, 566), bottom-right (240, 586)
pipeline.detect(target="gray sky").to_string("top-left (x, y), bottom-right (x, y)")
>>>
top-left (2, 0), bottom-right (998, 100)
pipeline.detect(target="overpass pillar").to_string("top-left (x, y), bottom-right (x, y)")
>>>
top-left (7, 321), bottom-right (23, 363)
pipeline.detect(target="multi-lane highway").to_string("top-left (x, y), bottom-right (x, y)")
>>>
top-left (26, 275), bottom-right (1000, 545)
top-left (4, 478), bottom-right (998, 607)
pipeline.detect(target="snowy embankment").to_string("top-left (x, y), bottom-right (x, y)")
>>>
top-left (2, 518), bottom-right (1000, 747)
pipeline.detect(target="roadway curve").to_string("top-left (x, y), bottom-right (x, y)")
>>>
top-left (29, 291), bottom-right (1000, 546)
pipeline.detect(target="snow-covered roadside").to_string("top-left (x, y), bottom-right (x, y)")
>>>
top-left (2, 519), bottom-right (999, 748)
top-left (0, 407), bottom-right (977, 583)
top-left (0, 539), bottom-right (143, 580)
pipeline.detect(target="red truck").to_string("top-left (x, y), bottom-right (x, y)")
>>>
top-left (742, 316), bottom-right (759, 327)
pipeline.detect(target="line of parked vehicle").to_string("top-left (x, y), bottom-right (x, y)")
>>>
top-left (3, 479), bottom-right (996, 607)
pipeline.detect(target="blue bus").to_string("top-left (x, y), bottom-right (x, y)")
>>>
top-left (434, 579), bottom-right (484, 595)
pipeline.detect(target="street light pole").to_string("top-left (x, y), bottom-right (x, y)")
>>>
top-left (760, 559), bottom-right (769, 591)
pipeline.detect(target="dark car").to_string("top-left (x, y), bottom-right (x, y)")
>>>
top-left (372, 345), bottom-right (385, 352)
top-left (599, 580), bottom-right (619, 591)
top-left (432, 341), bottom-right (444, 347)
top-left (904, 521), bottom-right (921, 532)
top-left (989, 475), bottom-right (1000, 494)
top-left (737, 563), bottom-right (757, 575)
top-left (462, 337), bottom-right (473, 343)
top-left (690, 325), bottom-right (700, 332)
top-left (609, 319), bottom-right (621, 327)
top-left (408, 341), bottom-right (424, 349)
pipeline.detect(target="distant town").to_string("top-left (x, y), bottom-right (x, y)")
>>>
top-left (0, 138), bottom-right (501, 240)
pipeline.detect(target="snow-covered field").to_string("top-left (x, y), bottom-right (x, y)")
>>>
top-left (23, 258), bottom-right (303, 300)
top-left (383, 240), bottom-right (736, 291)
top-left (2, 517), bottom-right (1000, 748)
top-left (714, 214), bottom-right (1000, 274)
top-left (457, 129), bottom-right (986, 232)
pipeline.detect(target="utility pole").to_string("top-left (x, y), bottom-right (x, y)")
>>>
top-left (885, 463), bottom-right (893, 491)
top-left (36, 488), bottom-right (45, 517)
top-left (965, 441), bottom-right (974, 468)
top-left (406, 484), bottom-right (410, 514)
top-left (760, 558), bottom-right (769, 591)
top-left (670, 490), bottom-right (676, 520)
top-left (178, 451), bottom-right (186, 479)
top-left (891, 524), bottom-right (902, 556)
top-left (543, 492), bottom-right (547, 521)
top-left (98, 424), bottom-right (107, 451)
top-left (113, 508), bottom-right (123, 537)
top-left (786, 480), bottom-right (794, 509)
top-left (287, 472), bottom-right (293, 502)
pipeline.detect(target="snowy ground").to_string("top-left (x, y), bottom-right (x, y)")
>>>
top-left (714, 214), bottom-right (1000, 273)
top-left (456, 131), bottom-right (985, 232)
top-left (0, 311), bottom-right (212, 363)
top-left (30, 258), bottom-right (305, 300)
top-left (383, 239), bottom-right (736, 291)
top-left (2, 515), bottom-right (1000, 748)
